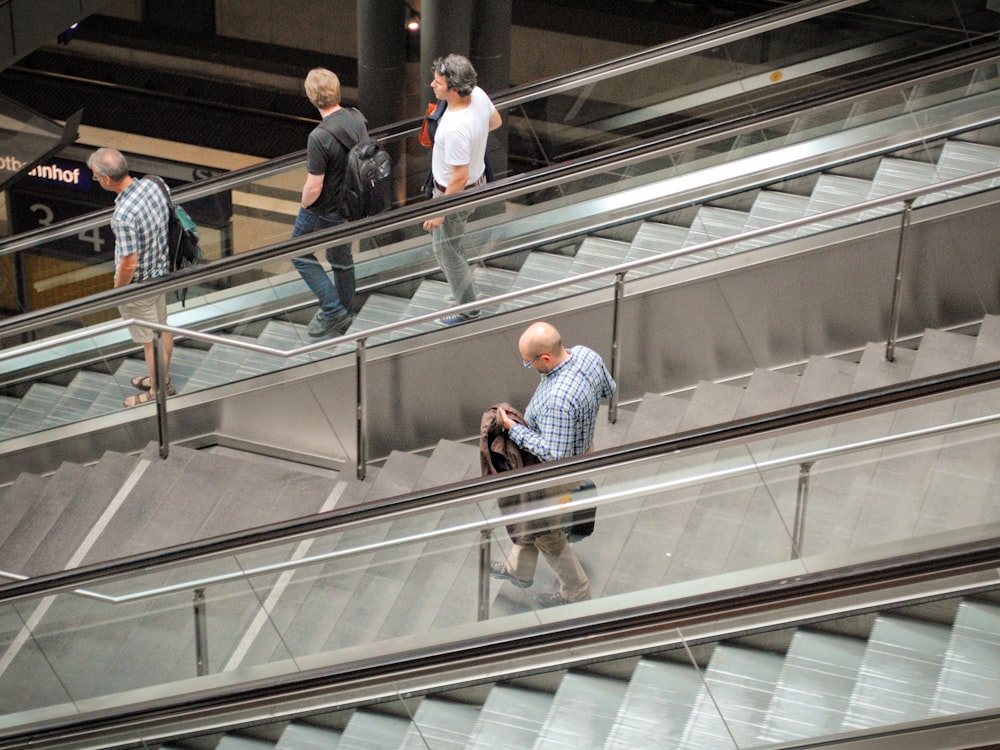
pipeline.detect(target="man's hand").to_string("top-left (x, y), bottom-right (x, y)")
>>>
top-left (423, 216), bottom-right (444, 231)
top-left (497, 405), bottom-right (514, 431)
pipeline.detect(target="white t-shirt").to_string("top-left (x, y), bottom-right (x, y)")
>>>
top-left (431, 86), bottom-right (495, 188)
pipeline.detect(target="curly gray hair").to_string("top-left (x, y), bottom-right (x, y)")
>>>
top-left (433, 54), bottom-right (477, 97)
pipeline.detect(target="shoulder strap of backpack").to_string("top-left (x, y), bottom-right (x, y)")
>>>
top-left (318, 108), bottom-right (367, 152)
top-left (145, 175), bottom-right (172, 205)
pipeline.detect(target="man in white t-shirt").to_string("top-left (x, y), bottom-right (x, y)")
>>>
top-left (422, 54), bottom-right (502, 326)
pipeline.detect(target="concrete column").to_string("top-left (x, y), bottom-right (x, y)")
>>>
top-left (357, 0), bottom-right (407, 129)
top-left (470, 0), bottom-right (511, 96)
top-left (419, 0), bottom-right (473, 70)
top-left (471, 0), bottom-right (511, 179)
top-left (357, 0), bottom-right (407, 206)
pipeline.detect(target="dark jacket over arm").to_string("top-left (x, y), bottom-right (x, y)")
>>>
top-left (480, 403), bottom-right (558, 545)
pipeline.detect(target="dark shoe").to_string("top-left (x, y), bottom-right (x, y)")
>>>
top-left (489, 561), bottom-right (532, 588)
top-left (536, 591), bottom-right (571, 608)
top-left (437, 310), bottom-right (480, 326)
top-left (130, 376), bottom-right (174, 395)
top-left (307, 310), bottom-right (353, 337)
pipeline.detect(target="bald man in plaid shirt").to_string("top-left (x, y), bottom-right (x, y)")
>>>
top-left (493, 321), bottom-right (616, 607)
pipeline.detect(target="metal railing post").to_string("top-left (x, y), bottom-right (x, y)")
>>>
top-left (478, 529), bottom-right (492, 621)
top-left (153, 332), bottom-right (169, 459)
top-left (193, 587), bottom-right (209, 676)
top-left (886, 198), bottom-right (914, 363)
top-left (791, 461), bottom-right (813, 560)
top-left (356, 338), bottom-right (368, 481)
top-left (609, 272), bottom-right (626, 424)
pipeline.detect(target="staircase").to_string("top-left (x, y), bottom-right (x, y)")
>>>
top-left (151, 597), bottom-right (1000, 749)
top-left (2, 315), bottom-right (999, 731)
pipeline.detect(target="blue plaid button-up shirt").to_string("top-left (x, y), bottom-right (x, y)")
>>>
top-left (113, 177), bottom-right (170, 282)
top-left (509, 346), bottom-right (616, 462)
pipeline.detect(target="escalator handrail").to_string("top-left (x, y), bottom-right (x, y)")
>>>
top-left (4, 159), bottom-right (1000, 366)
top-left (0, 0), bottom-right (903, 258)
top-left (2, 41), bottom-right (999, 351)
top-left (2, 334), bottom-right (1000, 606)
top-left (2, 28), bottom-right (998, 347)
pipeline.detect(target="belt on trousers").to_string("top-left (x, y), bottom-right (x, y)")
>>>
top-left (434, 174), bottom-right (487, 193)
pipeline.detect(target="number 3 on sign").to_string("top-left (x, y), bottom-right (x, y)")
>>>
top-left (29, 202), bottom-right (106, 254)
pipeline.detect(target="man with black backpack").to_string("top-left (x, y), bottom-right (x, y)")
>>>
top-left (292, 67), bottom-right (366, 338)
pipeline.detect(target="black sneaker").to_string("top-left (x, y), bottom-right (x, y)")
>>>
top-left (489, 561), bottom-right (532, 588)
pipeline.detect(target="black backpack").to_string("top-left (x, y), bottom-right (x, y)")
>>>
top-left (147, 176), bottom-right (201, 305)
top-left (147, 176), bottom-right (200, 273)
top-left (320, 108), bottom-right (392, 221)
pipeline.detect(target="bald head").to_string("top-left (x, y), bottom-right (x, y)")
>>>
top-left (519, 321), bottom-right (568, 372)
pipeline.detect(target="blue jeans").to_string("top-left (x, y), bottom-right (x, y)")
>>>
top-left (290, 207), bottom-right (355, 320)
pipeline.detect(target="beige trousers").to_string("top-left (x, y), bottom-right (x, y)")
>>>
top-left (508, 528), bottom-right (591, 602)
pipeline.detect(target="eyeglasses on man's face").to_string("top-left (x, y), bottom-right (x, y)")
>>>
top-left (523, 354), bottom-right (543, 368)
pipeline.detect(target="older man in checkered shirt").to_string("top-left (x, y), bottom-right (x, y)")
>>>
top-left (88, 147), bottom-right (174, 407)
top-left (493, 321), bottom-right (616, 607)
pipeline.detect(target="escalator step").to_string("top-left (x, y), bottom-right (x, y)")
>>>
top-left (860, 157), bottom-right (938, 220)
top-left (687, 206), bottom-right (748, 254)
top-left (467, 684), bottom-right (552, 749)
top-left (680, 645), bottom-right (783, 748)
top-left (932, 599), bottom-right (1000, 714)
top-left (337, 710), bottom-right (411, 749)
top-left (605, 658), bottom-right (702, 750)
top-left (276, 721), bottom-right (341, 749)
top-left (798, 174), bottom-right (871, 234)
top-left (759, 630), bottom-right (866, 743)
top-left (0, 383), bottom-right (65, 438)
top-left (735, 191), bottom-right (810, 251)
top-left (500, 252), bottom-right (576, 312)
top-left (399, 697), bottom-right (480, 749)
top-left (626, 222), bottom-right (690, 277)
top-left (842, 615), bottom-right (950, 730)
top-left (213, 735), bottom-right (273, 749)
top-left (535, 671), bottom-right (629, 750)
top-left (972, 314), bottom-right (1000, 365)
top-left (187, 336), bottom-right (258, 388)
top-left (933, 141), bottom-right (1000, 200)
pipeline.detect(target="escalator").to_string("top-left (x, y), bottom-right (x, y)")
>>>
top-left (1, 361), bottom-right (999, 748)
top-left (1, 5), bottom-right (1000, 744)
top-left (1, 1), bottom-right (1000, 468)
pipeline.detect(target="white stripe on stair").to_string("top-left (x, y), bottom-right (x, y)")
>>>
top-left (224, 480), bottom-right (349, 671)
top-left (0, 459), bottom-right (152, 679)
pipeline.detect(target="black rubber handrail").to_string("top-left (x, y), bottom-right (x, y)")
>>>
top-left (2, 354), bottom-right (999, 605)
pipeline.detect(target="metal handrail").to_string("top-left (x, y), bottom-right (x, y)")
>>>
top-left (2, 163), bottom-right (1000, 477)
top-left (4, 164), bottom-right (999, 369)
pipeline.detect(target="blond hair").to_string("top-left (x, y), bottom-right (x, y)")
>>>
top-left (304, 67), bottom-right (341, 109)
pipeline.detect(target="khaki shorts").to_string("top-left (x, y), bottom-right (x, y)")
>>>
top-left (118, 294), bottom-right (168, 344)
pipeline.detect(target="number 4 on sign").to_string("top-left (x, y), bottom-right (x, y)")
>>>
top-left (78, 227), bottom-right (105, 254)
